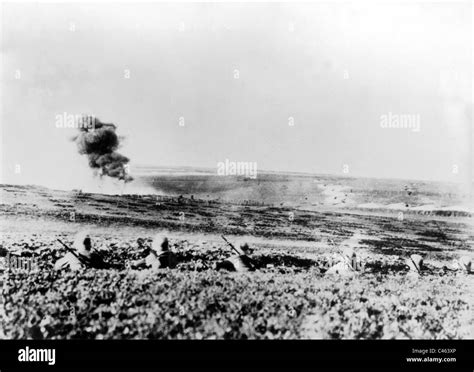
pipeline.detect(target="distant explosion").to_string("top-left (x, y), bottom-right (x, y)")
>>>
top-left (72, 116), bottom-right (133, 182)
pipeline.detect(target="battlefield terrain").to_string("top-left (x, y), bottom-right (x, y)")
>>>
top-left (1, 170), bottom-right (473, 339)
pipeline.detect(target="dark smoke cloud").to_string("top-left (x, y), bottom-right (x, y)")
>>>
top-left (73, 116), bottom-right (133, 182)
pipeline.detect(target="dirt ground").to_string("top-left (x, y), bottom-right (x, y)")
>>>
top-left (1, 181), bottom-right (473, 339)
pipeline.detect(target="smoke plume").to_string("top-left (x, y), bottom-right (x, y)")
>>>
top-left (73, 116), bottom-right (133, 182)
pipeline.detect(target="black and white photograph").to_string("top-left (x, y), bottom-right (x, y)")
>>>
top-left (0, 0), bottom-right (472, 356)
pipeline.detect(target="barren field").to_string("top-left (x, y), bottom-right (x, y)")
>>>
top-left (1, 172), bottom-right (473, 339)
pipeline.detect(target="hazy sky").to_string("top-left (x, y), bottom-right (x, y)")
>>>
top-left (1, 1), bottom-right (472, 188)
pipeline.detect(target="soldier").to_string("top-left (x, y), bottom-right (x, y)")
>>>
top-left (445, 255), bottom-right (472, 273)
top-left (325, 247), bottom-right (362, 276)
top-left (217, 237), bottom-right (256, 273)
top-left (54, 231), bottom-right (107, 271)
top-left (131, 234), bottom-right (177, 270)
top-left (325, 234), bottom-right (364, 276)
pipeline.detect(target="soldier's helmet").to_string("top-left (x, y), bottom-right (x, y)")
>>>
top-left (458, 256), bottom-right (472, 273)
top-left (407, 254), bottom-right (423, 273)
top-left (137, 238), bottom-right (145, 248)
top-left (238, 242), bottom-right (254, 255)
top-left (73, 231), bottom-right (92, 255)
top-left (152, 234), bottom-right (169, 253)
top-left (341, 246), bottom-right (355, 259)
